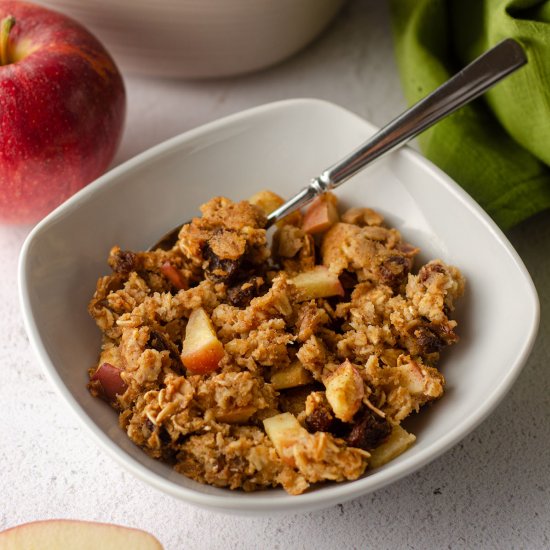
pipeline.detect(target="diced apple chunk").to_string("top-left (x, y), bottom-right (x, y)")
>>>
top-left (290, 266), bottom-right (344, 300)
top-left (400, 361), bottom-right (425, 394)
top-left (214, 405), bottom-right (257, 424)
top-left (248, 189), bottom-right (301, 227)
top-left (270, 362), bottom-right (313, 390)
top-left (0, 519), bottom-right (163, 550)
top-left (325, 361), bottom-right (364, 422)
top-left (368, 425), bottom-right (416, 469)
top-left (302, 194), bottom-right (339, 234)
top-left (91, 362), bottom-right (127, 401)
top-left (263, 412), bottom-right (308, 467)
top-left (248, 189), bottom-right (284, 214)
top-left (341, 207), bottom-right (384, 227)
top-left (396, 355), bottom-right (444, 399)
top-left (160, 261), bottom-right (187, 290)
top-left (181, 308), bottom-right (224, 374)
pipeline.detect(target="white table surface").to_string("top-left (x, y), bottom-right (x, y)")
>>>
top-left (2, 1), bottom-right (549, 548)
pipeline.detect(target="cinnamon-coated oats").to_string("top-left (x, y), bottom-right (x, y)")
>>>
top-left (88, 193), bottom-right (464, 494)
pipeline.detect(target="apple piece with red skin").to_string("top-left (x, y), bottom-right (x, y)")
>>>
top-left (181, 307), bottom-right (225, 374)
top-left (0, 519), bottom-right (163, 549)
top-left (0, 1), bottom-right (125, 224)
top-left (301, 193), bottom-right (339, 234)
top-left (160, 261), bottom-right (188, 290)
top-left (290, 266), bottom-right (344, 300)
top-left (90, 362), bottom-right (127, 401)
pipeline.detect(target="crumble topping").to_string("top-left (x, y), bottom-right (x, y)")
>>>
top-left (88, 191), bottom-right (464, 495)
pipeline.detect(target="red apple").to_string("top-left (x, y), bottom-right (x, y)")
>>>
top-left (0, 1), bottom-right (125, 224)
top-left (181, 307), bottom-right (225, 374)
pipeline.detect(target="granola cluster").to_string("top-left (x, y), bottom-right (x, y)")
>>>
top-left (88, 192), bottom-right (465, 495)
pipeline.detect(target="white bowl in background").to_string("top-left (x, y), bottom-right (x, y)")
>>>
top-left (19, 99), bottom-right (539, 515)
top-left (36, 0), bottom-right (345, 78)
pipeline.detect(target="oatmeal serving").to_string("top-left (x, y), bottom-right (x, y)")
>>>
top-left (88, 191), bottom-right (464, 495)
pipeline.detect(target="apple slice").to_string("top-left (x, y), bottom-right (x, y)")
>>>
top-left (325, 361), bottom-right (364, 422)
top-left (90, 362), bottom-right (127, 401)
top-left (248, 189), bottom-right (284, 214)
top-left (181, 307), bottom-right (225, 374)
top-left (270, 362), bottom-right (313, 390)
top-left (263, 412), bottom-right (308, 466)
top-left (395, 356), bottom-right (444, 399)
top-left (0, 519), bottom-right (163, 550)
top-left (160, 261), bottom-right (188, 290)
top-left (290, 266), bottom-right (344, 300)
top-left (368, 425), bottom-right (416, 469)
top-left (214, 405), bottom-right (257, 424)
top-left (301, 194), bottom-right (339, 235)
top-left (248, 189), bottom-right (302, 227)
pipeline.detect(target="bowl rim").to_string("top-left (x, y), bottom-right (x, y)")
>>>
top-left (18, 98), bottom-right (540, 514)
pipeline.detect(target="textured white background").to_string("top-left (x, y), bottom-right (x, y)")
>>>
top-left (2, 1), bottom-right (550, 548)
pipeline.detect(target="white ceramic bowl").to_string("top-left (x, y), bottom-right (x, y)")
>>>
top-left (37, 0), bottom-right (345, 78)
top-left (19, 99), bottom-right (539, 515)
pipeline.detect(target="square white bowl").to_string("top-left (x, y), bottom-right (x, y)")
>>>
top-left (19, 99), bottom-right (539, 515)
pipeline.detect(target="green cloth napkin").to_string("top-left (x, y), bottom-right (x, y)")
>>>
top-left (390, 0), bottom-right (550, 228)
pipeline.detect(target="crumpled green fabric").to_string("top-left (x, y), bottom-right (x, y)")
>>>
top-left (390, 0), bottom-right (550, 228)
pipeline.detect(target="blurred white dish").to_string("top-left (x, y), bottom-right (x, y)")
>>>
top-left (19, 99), bottom-right (539, 515)
top-left (37, 0), bottom-right (345, 78)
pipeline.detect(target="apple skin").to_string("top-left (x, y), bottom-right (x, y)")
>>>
top-left (160, 261), bottom-right (188, 290)
top-left (181, 307), bottom-right (225, 374)
top-left (0, 1), bottom-right (125, 224)
top-left (90, 362), bottom-right (127, 401)
top-left (301, 194), bottom-right (339, 234)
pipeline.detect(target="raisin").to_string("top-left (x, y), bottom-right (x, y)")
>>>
top-left (227, 277), bottom-right (263, 308)
top-left (414, 325), bottom-right (445, 354)
top-left (344, 408), bottom-right (392, 451)
top-left (159, 427), bottom-right (172, 445)
top-left (111, 250), bottom-right (138, 274)
top-left (339, 270), bottom-right (358, 290)
top-left (378, 255), bottom-right (410, 290)
top-left (305, 407), bottom-right (336, 433)
top-left (149, 329), bottom-right (169, 352)
top-left (203, 242), bottom-right (241, 283)
top-left (148, 329), bottom-right (184, 372)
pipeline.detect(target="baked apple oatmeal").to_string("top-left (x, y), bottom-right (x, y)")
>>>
top-left (88, 191), bottom-right (465, 495)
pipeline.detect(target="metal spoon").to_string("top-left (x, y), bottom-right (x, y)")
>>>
top-left (151, 38), bottom-right (526, 251)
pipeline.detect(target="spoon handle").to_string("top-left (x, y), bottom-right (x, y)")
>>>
top-left (266, 38), bottom-right (527, 226)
